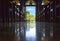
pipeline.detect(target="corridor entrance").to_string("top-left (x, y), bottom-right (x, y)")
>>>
top-left (25, 6), bottom-right (36, 41)
top-left (0, 0), bottom-right (54, 41)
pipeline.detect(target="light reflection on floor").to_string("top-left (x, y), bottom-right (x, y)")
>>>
top-left (26, 22), bottom-right (36, 41)
top-left (26, 27), bottom-right (36, 37)
top-left (0, 22), bottom-right (54, 41)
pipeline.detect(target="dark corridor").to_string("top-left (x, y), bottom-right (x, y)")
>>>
top-left (0, 0), bottom-right (60, 41)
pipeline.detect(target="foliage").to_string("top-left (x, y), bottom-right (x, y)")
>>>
top-left (26, 11), bottom-right (36, 29)
top-left (25, 11), bottom-right (35, 21)
top-left (25, 11), bottom-right (30, 21)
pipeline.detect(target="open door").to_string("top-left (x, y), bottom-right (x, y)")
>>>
top-left (25, 6), bottom-right (36, 41)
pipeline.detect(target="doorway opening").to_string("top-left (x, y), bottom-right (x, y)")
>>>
top-left (25, 6), bottom-right (36, 41)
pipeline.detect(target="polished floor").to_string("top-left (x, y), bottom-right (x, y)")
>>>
top-left (0, 22), bottom-right (59, 41)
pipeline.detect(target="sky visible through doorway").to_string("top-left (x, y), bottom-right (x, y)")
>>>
top-left (26, 6), bottom-right (36, 16)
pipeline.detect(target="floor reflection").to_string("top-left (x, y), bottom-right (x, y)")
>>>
top-left (26, 27), bottom-right (36, 37)
top-left (26, 22), bottom-right (36, 41)
top-left (0, 22), bottom-right (54, 41)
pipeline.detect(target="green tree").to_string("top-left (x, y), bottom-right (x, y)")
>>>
top-left (30, 15), bottom-right (35, 21)
top-left (25, 11), bottom-right (30, 21)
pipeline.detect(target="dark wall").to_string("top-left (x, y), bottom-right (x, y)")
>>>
top-left (54, 0), bottom-right (60, 41)
top-left (0, 0), bottom-right (9, 32)
top-left (0, 0), bottom-right (9, 22)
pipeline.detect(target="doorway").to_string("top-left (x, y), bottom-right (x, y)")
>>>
top-left (25, 6), bottom-right (36, 41)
